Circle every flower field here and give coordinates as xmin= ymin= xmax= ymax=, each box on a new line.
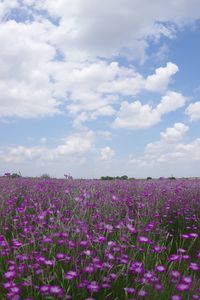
xmin=0 ymin=177 xmax=200 ymax=300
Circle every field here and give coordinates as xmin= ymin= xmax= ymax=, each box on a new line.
xmin=0 ymin=177 xmax=200 ymax=300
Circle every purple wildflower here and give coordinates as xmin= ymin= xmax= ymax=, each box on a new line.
xmin=155 ymin=265 xmax=166 ymax=272
xmin=65 ymin=270 xmax=78 ymax=280
xmin=171 ymin=295 xmax=182 ymax=300
xmin=4 ymin=271 xmax=16 ymax=280
xmin=189 ymin=262 xmax=199 ymax=271
xmin=176 ymin=283 xmax=190 ymax=292
xmin=124 ymin=287 xmax=135 ymax=294
xmin=138 ymin=236 xmax=149 ymax=243
xmin=87 ymin=281 xmax=100 ymax=293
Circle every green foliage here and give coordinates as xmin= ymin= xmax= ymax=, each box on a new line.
xmin=40 ymin=174 xmax=51 ymax=179
xmin=11 ymin=173 xmax=22 ymax=178
xmin=121 ymin=175 xmax=128 ymax=180
xmin=168 ymin=176 xmax=176 ymax=180
xmin=100 ymin=176 xmax=115 ymax=180
xmin=147 ymin=176 xmax=152 ymax=180
xmin=100 ymin=175 xmax=129 ymax=180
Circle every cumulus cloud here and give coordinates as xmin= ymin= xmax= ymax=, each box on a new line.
xmin=144 ymin=123 xmax=200 ymax=163
xmin=0 ymin=0 xmax=18 ymax=20
xmin=100 ymin=146 xmax=115 ymax=161
xmin=145 ymin=62 xmax=179 ymax=92
xmin=113 ymin=91 xmax=186 ymax=129
xmin=0 ymin=20 xmax=60 ymax=118
xmin=0 ymin=130 xmax=94 ymax=163
xmin=0 ymin=0 xmax=195 ymax=124
xmin=35 ymin=0 xmax=200 ymax=61
xmin=128 ymin=123 xmax=200 ymax=176
xmin=160 ymin=123 xmax=189 ymax=142
xmin=185 ymin=101 xmax=200 ymax=121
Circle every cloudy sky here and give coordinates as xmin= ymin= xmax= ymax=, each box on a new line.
xmin=0 ymin=0 xmax=200 ymax=178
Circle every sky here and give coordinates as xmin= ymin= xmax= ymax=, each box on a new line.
xmin=0 ymin=0 xmax=200 ymax=179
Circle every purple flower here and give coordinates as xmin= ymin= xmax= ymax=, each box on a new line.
xmin=124 ymin=287 xmax=135 ymax=294
xmin=44 ymin=259 xmax=54 ymax=266
xmin=87 ymin=281 xmax=100 ymax=293
xmin=155 ymin=265 xmax=165 ymax=272
xmin=192 ymin=295 xmax=199 ymax=299
xmin=176 ymin=283 xmax=190 ymax=292
xmin=138 ymin=236 xmax=149 ymax=243
xmin=189 ymin=262 xmax=199 ymax=271
xmin=154 ymin=284 xmax=163 ymax=291
xmin=168 ymin=254 xmax=180 ymax=262
xmin=6 ymin=294 xmax=20 ymax=300
xmin=138 ymin=289 xmax=147 ymax=297
xmin=188 ymin=233 xmax=198 ymax=238
xmin=10 ymin=286 xmax=20 ymax=294
xmin=84 ymin=265 xmax=95 ymax=274
xmin=171 ymin=295 xmax=182 ymax=300
xmin=65 ymin=270 xmax=78 ymax=280
xmin=40 ymin=285 xmax=50 ymax=294
xmin=49 ymin=285 xmax=63 ymax=295
xmin=182 ymin=276 xmax=192 ymax=284
xmin=127 ymin=224 xmax=137 ymax=234
xmin=56 ymin=253 xmax=65 ymax=260
xmin=170 ymin=270 xmax=181 ymax=278
xmin=102 ymin=283 xmax=111 ymax=289
xmin=4 ymin=271 xmax=16 ymax=280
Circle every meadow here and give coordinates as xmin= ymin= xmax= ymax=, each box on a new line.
xmin=0 ymin=177 xmax=199 ymax=300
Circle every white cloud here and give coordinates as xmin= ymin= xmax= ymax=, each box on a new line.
xmin=0 ymin=130 xmax=94 ymax=163
xmin=160 ymin=122 xmax=189 ymax=142
xmin=0 ymin=2 xmax=184 ymax=124
xmin=127 ymin=123 xmax=200 ymax=178
xmin=100 ymin=146 xmax=115 ymax=161
xmin=0 ymin=1 xmax=197 ymax=130
xmin=53 ymin=130 xmax=94 ymax=157
xmin=0 ymin=20 xmax=60 ymax=118
xmin=185 ymin=101 xmax=200 ymax=121
xmin=145 ymin=62 xmax=179 ymax=92
xmin=113 ymin=101 xmax=160 ymax=130
xmin=144 ymin=123 xmax=200 ymax=163
xmin=156 ymin=91 xmax=186 ymax=114
xmin=37 ymin=0 xmax=200 ymax=61
xmin=0 ymin=0 xmax=19 ymax=20
xmin=113 ymin=91 xmax=186 ymax=129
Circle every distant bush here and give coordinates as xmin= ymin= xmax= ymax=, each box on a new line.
xmin=147 ymin=176 xmax=152 ymax=180
xmin=121 ymin=175 xmax=128 ymax=180
xmin=168 ymin=176 xmax=176 ymax=180
xmin=101 ymin=175 xmax=129 ymax=180
xmin=40 ymin=174 xmax=51 ymax=179
xmin=11 ymin=173 xmax=22 ymax=178
xmin=100 ymin=176 xmax=115 ymax=180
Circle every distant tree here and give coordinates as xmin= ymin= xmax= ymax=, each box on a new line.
xmin=11 ymin=173 xmax=22 ymax=178
xmin=147 ymin=176 xmax=152 ymax=180
xmin=121 ymin=175 xmax=128 ymax=180
xmin=168 ymin=176 xmax=176 ymax=180
xmin=41 ymin=174 xmax=51 ymax=179
xmin=100 ymin=176 xmax=114 ymax=180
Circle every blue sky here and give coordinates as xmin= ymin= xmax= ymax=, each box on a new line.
xmin=0 ymin=0 xmax=200 ymax=178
